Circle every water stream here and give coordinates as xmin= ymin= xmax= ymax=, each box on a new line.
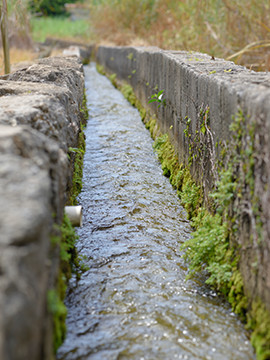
xmin=57 ymin=63 xmax=255 ymax=360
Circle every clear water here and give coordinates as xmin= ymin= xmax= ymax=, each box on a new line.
xmin=57 ymin=63 xmax=255 ymax=360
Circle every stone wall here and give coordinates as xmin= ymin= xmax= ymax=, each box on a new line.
xmin=96 ymin=46 xmax=270 ymax=315
xmin=0 ymin=56 xmax=85 ymax=360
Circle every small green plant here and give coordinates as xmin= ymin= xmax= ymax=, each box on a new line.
xmin=183 ymin=117 xmax=191 ymax=137
xmin=68 ymin=147 xmax=84 ymax=154
xmin=148 ymin=89 xmax=166 ymax=108
xmin=127 ymin=52 xmax=134 ymax=60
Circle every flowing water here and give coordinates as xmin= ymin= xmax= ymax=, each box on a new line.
xmin=57 ymin=63 xmax=255 ymax=360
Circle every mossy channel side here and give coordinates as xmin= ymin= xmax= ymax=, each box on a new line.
xmin=97 ymin=64 xmax=270 ymax=360
xmin=48 ymin=91 xmax=89 ymax=354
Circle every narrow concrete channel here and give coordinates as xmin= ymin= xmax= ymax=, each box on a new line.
xmin=57 ymin=63 xmax=255 ymax=360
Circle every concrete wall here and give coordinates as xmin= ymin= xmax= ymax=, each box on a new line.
xmin=96 ymin=46 xmax=270 ymax=314
xmin=0 ymin=56 xmax=85 ymax=360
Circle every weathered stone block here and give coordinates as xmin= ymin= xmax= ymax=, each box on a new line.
xmin=0 ymin=56 xmax=85 ymax=360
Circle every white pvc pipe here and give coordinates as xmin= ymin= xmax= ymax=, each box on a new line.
xmin=65 ymin=206 xmax=83 ymax=227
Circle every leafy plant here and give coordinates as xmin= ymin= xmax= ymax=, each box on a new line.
xmin=148 ymin=89 xmax=166 ymax=108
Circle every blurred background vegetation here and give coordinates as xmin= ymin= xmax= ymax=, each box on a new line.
xmin=0 ymin=0 xmax=270 ymax=73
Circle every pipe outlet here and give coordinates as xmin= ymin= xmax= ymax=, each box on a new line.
xmin=65 ymin=206 xmax=83 ymax=227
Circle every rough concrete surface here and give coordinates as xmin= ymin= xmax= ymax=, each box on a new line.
xmin=0 ymin=57 xmax=85 ymax=360
xmin=0 ymin=94 xmax=77 ymax=151
xmin=97 ymin=46 xmax=270 ymax=314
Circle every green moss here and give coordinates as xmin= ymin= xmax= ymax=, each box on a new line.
xmin=228 ymin=270 xmax=248 ymax=320
xmin=80 ymin=90 xmax=89 ymax=125
xmin=96 ymin=63 xmax=106 ymax=75
xmin=109 ymin=73 xmax=117 ymax=87
xmin=153 ymin=134 xmax=178 ymax=177
xmin=182 ymin=210 xmax=231 ymax=288
xmin=127 ymin=52 xmax=134 ymax=60
xmin=68 ymin=92 xmax=88 ymax=205
xmin=68 ymin=125 xmax=85 ymax=206
xmin=47 ymin=288 xmax=67 ymax=352
xmin=145 ymin=116 xmax=159 ymax=138
xmin=180 ymin=177 xmax=202 ymax=219
xmin=49 ymin=214 xmax=88 ymax=352
xmin=153 ymin=133 xmax=202 ymax=219
xmin=57 ymin=213 xmax=86 ymax=281
xmin=121 ymin=83 xmax=137 ymax=107
xmin=247 ymin=301 xmax=270 ymax=360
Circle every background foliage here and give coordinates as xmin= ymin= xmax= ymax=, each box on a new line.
xmin=29 ymin=0 xmax=80 ymax=16
xmin=1 ymin=1 xmax=270 ymax=74
xmin=87 ymin=0 xmax=270 ymax=71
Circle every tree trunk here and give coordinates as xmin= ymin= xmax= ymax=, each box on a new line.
xmin=0 ymin=0 xmax=10 ymax=74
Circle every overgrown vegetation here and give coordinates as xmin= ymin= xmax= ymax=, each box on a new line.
xmin=88 ymin=0 xmax=270 ymax=71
